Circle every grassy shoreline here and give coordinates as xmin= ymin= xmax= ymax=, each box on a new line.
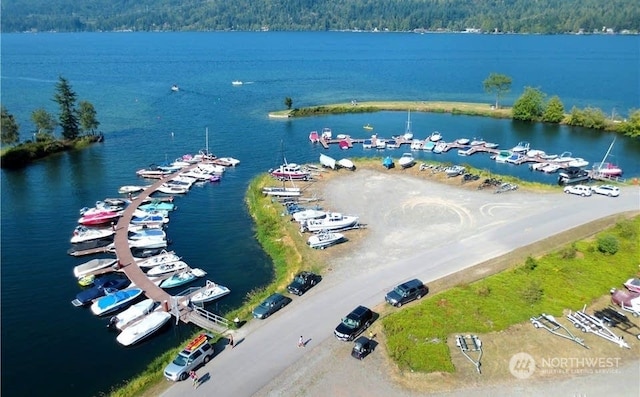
xmin=119 ymin=165 xmax=635 ymax=397
xmin=268 ymin=100 xmax=512 ymax=119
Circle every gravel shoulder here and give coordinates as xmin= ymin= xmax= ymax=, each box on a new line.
xmin=254 ymin=165 xmax=640 ymax=397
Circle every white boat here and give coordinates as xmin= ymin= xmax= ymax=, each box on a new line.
xmin=216 ymin=157 xmax=240 ymax=167
xmin=403 ymin=110 xmax=414 ymax=140
xmin=319 ymin=153 xmax=337 ymax=169
xmin=155 ymin=184 xmax=189 ymax=194
xmin=190 ymin=280 xmax=231 ymax=304
xmin=432 ymin=141 xmax=446 ymax=153
xmin=136 ymin=250 xmax=181 ymax=268
xmin=505 ymin=152 xmax=525 ymax=164
xmin=470 ymin=138 xmax=485 ymax=146
xmin=160 ymin=268 xmax=207 ymax=289
xmin=118 ymin=185 xmax=146 ymax=194
xmin=262 ymin=186 xmax=301 ymax=197
xmin=70 ymin=225 xmax=115 ymax=244
xmin=126 ymin=236 xmax=167 ymax=250
xmin=171 ymin=85 xmax=179 ymax=92
xmin=109 ymin=298 xmax=156 ymax=331
xmin=484 ymin=142 xmax=499 ymax=149
xmin=301 ymin=212 xmax=359 ymax=232
xmin=493 ymin=150 xmax=512 ymax=163
xmin=529 ymin=162 xmax=548 ymax=171
xmin=398 ymin=153 xmax=415 ymax=168
xmin=116 ymin=311 xmax=172 ymax=346
xmin=321 ymin=127 xmax=332 ymax=140
xmin=292 ymin=209 xmax=328 ymax=223
xmin=526 ymin=149 xmax=546 ymax=158
xmin=198 ymin=163 xmax=226 ymax=174
xmin=231 ymin=80 xmax=243 ymax=86
xmin=511 ymin=141 xmax=530 ymax=153
xmin=456 ymin=138 xmax=470 ymax=145
xmin=457 ymin=147 xmax=475 ymax=156
xmin=362 ymin=139 xmax=373 ymax=149
xmin=147 ymin=260 xmax=189 ymax=277
xmin=130 ymin=214 xmax=169 ymax=226
xmin=429 ymin=131 xmax=442 ymax=142
xmin=410 ymin=139 xmax=423 ymax=150
xmin=307 ymin=231 xmax=345 ymax=249
xmin=337 ymin=158 xmax=355 ymax=170
xmin=73 ymin=258 xmax=117 ymax=278
xmin=541 ymin=163 xmax=563 ymax=173
xmin=91 ymin=288 xmax=144 ymax=316
xmin=445 ymin=165 xmax=465 ymax=177
xmin=375 ymin=139 xmax=387 ymax=149
xmin=568 ymin=158 xmax=589 ymax=168
xmin=551 ymin=151 xmax=576 ymax=164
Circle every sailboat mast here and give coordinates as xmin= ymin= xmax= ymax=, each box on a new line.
xmin=205 ymin=127 xmax=209 ymax=155
xmin=406 ymin=109 xmax=412 ymax=134
xmin=597 ymin=138 xmax=616 ymax=171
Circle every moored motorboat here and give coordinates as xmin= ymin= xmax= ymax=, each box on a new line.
xmin=568 ymin=157 xmax=589 ymax=168
xmin=138 ymin=200 xmax=176 ymax=212
xmin=215 ymin=157 xmax=240 ymax=167
xmin=109 ymin=298 xmax=156 ymax=330
xmin=116 ymin=311 xmax=172 ymax=346
xmin=470 ymin=138 xmax=485 ymax=146
xmin=118 ymin=185 xmax=146 ymax=195
xmin=511 ymin=141 xmax=530 ymax=153
xmin=136 ymin=250 xmax=180 ymax=268
xmin=130 ymin=214 xmax=169 ymax=227
xmin=78 ymin=210 xmax=121 ymax=226
xmin=410 ymin=139 xmax=423 ymax=150
xmin=70 ymin=225 xmax=115 ymax=244
xmin=321 ymin=127 xmax=332 ymax=140
xmin=493 ymin=150 xmax=512 ymax=163
xmin=592 ymin=162 xmax=623 ymax=177
xmin=429 ymin=131 xmax=442 ymax=142
xmin=190 ymin=280 xmax=231 ymax=304
xmin=307 ymin=230 xmax=346 ymax=249
xmin=484 ymin=142 xmax=499 ymax=149
xmin=338 ymin=139 xmax=350 ymax=150
xmin=456 ymin=138 xmax=470 ymax=145
xmin=398 ymin=153 xmax=415 ymax=168
xmin=90 ymin=288 xmax=144 ymax=316
xmin=72 ymin=275 xmax=131 ymax=307
xmin=422 ymin=141 xmax=435 ymax=151
xmin=73 ymin=258 xmax=118 ymax=278
xmin=301 ymin=212 xmax=359 ymax=232
xmin=160 ymin=268 xmax=207 ymax=289
xmin=432 ymin=141 xmax=447 ymax=153
xmin=362 ymin=139 xmax=373 ymax=149
xmin=146 ymin=260 xmax=189 ymax=277
xmin=309 ymin=130 xmax=319 ymax=143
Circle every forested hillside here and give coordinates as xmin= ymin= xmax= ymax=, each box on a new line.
xmin=2 ymin=0 xmax=638 ymax=34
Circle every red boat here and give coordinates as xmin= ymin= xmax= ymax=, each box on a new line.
xmin=78 ymin=210 xmax=121 ymax=226
xmin=269 ymin=162 xmax=311 ymax=181
xmin=309 ymin=130 xmax=319 ymax=143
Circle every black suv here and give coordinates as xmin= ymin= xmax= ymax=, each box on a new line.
xmin=286 ymin=271 xmax=321 ymax=296
xmin=334 ymin=305 xmax=374 ymax=341
xmin=385 ymin=279 xmax=429 ymax=307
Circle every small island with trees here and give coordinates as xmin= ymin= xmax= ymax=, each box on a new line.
xmin=1 ymin=76 xmax=103 ymax=169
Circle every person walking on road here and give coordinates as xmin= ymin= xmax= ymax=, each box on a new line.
xmin=228 ymin=333 xmax=234 ymax=349
xmin=298 ymin=335 xmax=305 ymax=348
xmin=190 ymin=370 xmax=199 ymax=388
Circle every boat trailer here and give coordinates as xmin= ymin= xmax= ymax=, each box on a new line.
xmin=455 ymin=335 xmax=483 ymax=373
xmin=593 ymin=306 xmax=640 ymax=340
xmin=566 ymin=305 xmax=630 ymax=349
xmin=530 ymin=313 xmax=588 ymax=349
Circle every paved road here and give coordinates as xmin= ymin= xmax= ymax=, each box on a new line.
xmin=161 ymin=172 xmax=639 ymax=397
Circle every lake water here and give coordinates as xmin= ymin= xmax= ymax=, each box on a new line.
xmin=1 ymin=32 xmax=639 ymax=396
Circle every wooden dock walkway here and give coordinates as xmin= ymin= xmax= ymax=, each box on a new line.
xmin=110 ymin=164 xmax=229 ymax=334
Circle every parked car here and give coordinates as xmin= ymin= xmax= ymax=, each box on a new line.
xmin=624 ymin=278 xmax=640 ymax=294
xmin=563 ymin=184 xmax=592 ymax=197
xmin=385 ymin=279 xmax=429 ymax=307
xmin=164 ymin=333 xmax=214 ymax=381
xmin=286 ymin=271 xmax=321 ymax=296
xmin=590 ymin=184 xmax=620 ymax=197
xmin=252 ymin=292 xmax=292 ymax=319
xmin=334 ymin=305 xmax=374 ymax=341
xmin=351 ymin=336 xmax=373 ymax=360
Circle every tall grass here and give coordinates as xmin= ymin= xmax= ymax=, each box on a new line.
xmin=382 ymin=217 xmax=639 ymax=373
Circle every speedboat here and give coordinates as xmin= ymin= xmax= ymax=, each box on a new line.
xmin=214 ymin=157 xmax=240 ymax=167
xmin=146 ymin=260 xmax=189 ymax=277
xmin=432 ymin=141 xmax=447 ymax=153
xmin=269 ymin=162 xmax=311 ymax=181
xmin=116 ymin=311 xmax=172 ymax=346
xmin=80 ymin=200 xmax=127 ymax=216
xmin=505 ymin=153 xmax=525 ymax=164
xmin=71 ymin=275 xmax=131 ymax=307
xmin=138 ymin=200 xmax=176 ymax=212
xmin=130 ymin=214 xmax=169 ymax=227
xmin=231 ymin=80 xmax=243 ymax=86
xmin=337 ymin=158 xmax=355 ymax=170
xmin=363 ymin=124 xmax=374 ymax=131
xmin=171 ymin=85 xmax=179 ymax=92
xmin=456 ymin=138 xmax=470 ymax=145
xmin=309 ymin=130 xmax=319 ymax=143
xmin=511 ymin=141 xmax=530 ymax=153
xmin=118 ymin=185 xmax=146 ymax=195
xmin=429 ymin=131 xmax=442 ymax=142
xmin=128 ymin=228 xmax=166 ymax=241
xmin=422 ymin=141 xmax=435 ymax=151
xmin=592 ymin=162 xmax=623 ymax=177
xmin=493 ymin=150 xmax=512 ymax=163
xmin=568 ymin=158 xmax=589 ymax=168
xmin=90 ymin=288 xmax=144 ymax=316
xmin=109 ymin=298 xmax=156 ymax=331
xmin=156 ymin=184 xmax=189 ymax=195
xmin=410 ymin=139 xmax=423 ymax=150
xmin=73 ymin=258 xmax=118 ymax=278
xmin=70 ymin=225 xmax=115 ymax=244
xmin=339 ymin=140 xmax=350 ymax=150
xmin=136 ymin=250 xmax=180 ymax=268
xmin=301 ymin=213 xmax=359 ymax=232
xmin=398 ymin=153 xmax=415 ymax=168
xmin=78 ymin=210 xmax=121 ymax=226
xmin=484 ymin=142 xmax=499 ymax=149
xmin=190 ymin=280 xmax=231 ymax=304
xmin=307 ymin=231 xmax=346 ymax=249
xmin=470 ymin=138 xmax=485 ymax=146
xmin=160 ymin=268 xmax=207 ymax=289
xmin=126 ymin=236 xmax=167 ymax=250
xmin=321 ymin=127 xmax=332 ymax=140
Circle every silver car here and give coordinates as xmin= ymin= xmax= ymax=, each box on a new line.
xmin=164 ymin=334 xmax=214 ymax=381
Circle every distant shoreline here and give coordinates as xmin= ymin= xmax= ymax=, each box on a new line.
xmin=268 ymin=100 xmax=512 ymax=119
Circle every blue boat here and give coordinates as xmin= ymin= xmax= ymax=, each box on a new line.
xmin=90 ymin=288 xmax=144 ymax=316
xmin=383 ymin=156 xmax=394 ymax=169
xmin=71 ymin=276 xmax=131 ymax=307
xmin=139 ymin=201 xmax=175 ymax=212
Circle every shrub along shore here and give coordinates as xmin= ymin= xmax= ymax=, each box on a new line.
xmin=115 ymin=165 xmax=637 ymax=397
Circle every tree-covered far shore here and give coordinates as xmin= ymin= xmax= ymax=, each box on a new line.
xmin=2 ymin=0 xmax=638 ymax=34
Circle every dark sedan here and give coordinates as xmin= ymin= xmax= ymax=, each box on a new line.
xmin=252 ymin=293 xmax=292 ymax=319
xmin=286 ymin=271 xmax=321 ymax=296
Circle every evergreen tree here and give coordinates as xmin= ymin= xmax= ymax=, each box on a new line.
xmin=53 ymin=76 xmax=80 ymax=140
xmin=512 ymin=87 xmax=545 ymax=121
xmin=1 ymin=106 xmax=20 ymax=145
xmin=78 ymin=101 xmax=100 ymax=135
xmin=542 ymin=96 xmax=565 ymax=123
xmin=482 ymin=73 xmax=512 ymax=109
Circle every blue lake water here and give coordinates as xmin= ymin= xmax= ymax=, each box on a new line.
xmin=1 ymin=32 xmax=639 ymax=396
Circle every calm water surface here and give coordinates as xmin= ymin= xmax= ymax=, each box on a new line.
xmin=1 ymin=32 xmax=639 ymax=396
